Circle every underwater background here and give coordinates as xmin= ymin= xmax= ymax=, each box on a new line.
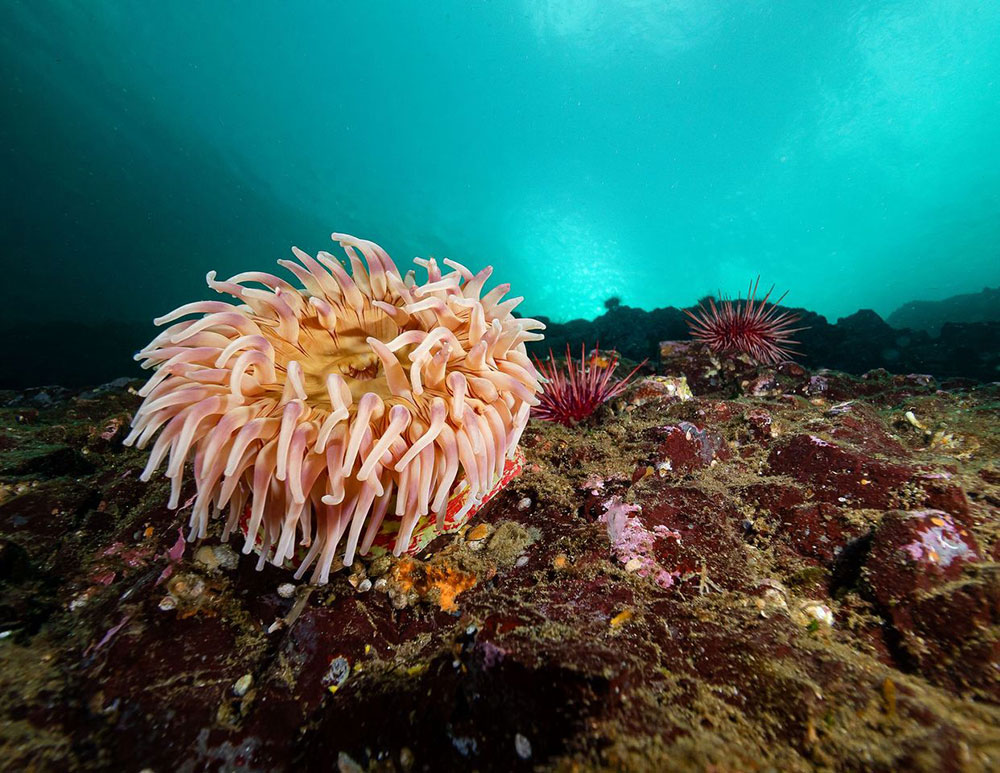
xmin=2 ymin=0 xmax=999 ymax=387
xmin=5 ymin=6 xmax=1000 ymax=770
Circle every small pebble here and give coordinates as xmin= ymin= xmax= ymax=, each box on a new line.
xmin=356 ymin=579 xmax=372 ymax=593
xmin=624 ymin=557 xmax=644 ymax=572
xmin=213 ymin=544 xmax=239 ymax=570
xmin=348 ymin=572 xmax=366 ymax=588
xmin=515 ymin=733 xmax=532 ymax=759
xmin=797 ymin=601 xmax=834 ymax=628
xmin=325 ymin=657 xmax=351 ymax=689
xmin=756 ymin=587 xmax=788 ymax=618
xmin=277 ymin=583 xmax=296 ymax=599
xmin=516 ymin=497 xmax=532 ymax=511
xmin=373 ymin=577 xmax=388 ymax=592
xmin=337 ymin=751 xmax=364 ymax=773
xmin=158 ymin=595 xmax=176 ymax=611
xmin=233 ymin=673 xmax=253 ymax=697
xmin=515 ymin=555 xmax=529 ymax=568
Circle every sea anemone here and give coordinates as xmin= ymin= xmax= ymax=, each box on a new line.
xmin=531 ymin=345 xmax=645 ymax=426
xmin=684 ymin=277 xmax=803 ymax=365
xmin=125 ymin=233 xmax=545 ymax=584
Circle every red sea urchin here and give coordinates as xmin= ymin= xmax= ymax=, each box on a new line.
xmin=531 ymin=345 xmax=645 ymax=426
xmin=684 ymin=277 xmax=804 ymax=365
xmin=126 ymin=233 xmax=545 ymax=584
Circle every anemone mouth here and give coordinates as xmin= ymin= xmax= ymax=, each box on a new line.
xmin=283 ymin=309 xmax=402 ymax=405
xmin=127 ymin=233 xmax=545 ymax=584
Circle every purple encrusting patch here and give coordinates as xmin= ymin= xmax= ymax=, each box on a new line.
xmin=477 ymin=640 xmax=506 ymax=668
xmin=599 ymin=496 xmax=681 ymax=589
xmin=901 ymin=510 xmax=978 ymax=567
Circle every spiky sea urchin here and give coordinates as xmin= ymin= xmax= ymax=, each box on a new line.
xmin=531 ymin=345 xmax=645 ymax=426
xmin=126 ymin=233 xmax=545 ymax=584
xmin=684 ymin=277 xmax=803 ymax=365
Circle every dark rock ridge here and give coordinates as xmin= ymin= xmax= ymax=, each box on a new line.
xmin=526 ymin=304 xmax=1000 ymax=382
xmin=887 ymin=286 xmax=1000 ymax=336
xmin=4 ymin=286 xmax=1000 ymax=391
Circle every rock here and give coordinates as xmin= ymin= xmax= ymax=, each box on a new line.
xmin=657 ymin=340 xmax=758 ymax=396
xmin=625 ymin=375 xmax=693 ymax=407
xmin=0 ymin=444 xmax=94 ymax=478
xmin=768 ymin=434 xmax=967 ymax=515
xmin=777 ymin=503 xmax=863 ymax=565
xmin=0 ymin=480 xmax=97 ymax=560
xmin=744 ymin=408 xmax=774 ymax=443
xmin=644 ymin=421 xmax=731 ymax=475
xmin=864 ymin=509 xmax=999 ymax=700
xmin=888 ymin=286 xmax=1000 ymax=336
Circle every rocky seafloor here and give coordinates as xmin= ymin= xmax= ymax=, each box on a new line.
xmin=1 ymin=343 xmax=999 ymax=772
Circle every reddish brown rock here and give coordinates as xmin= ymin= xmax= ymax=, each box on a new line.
xmin=768 ymin=434 xmax=968 ymax=516
xmin=778 ymin=503 xmax=863 ymax=565
xmin=864 ymin=509 xmax=999 ymax=699
xmin=643 ymin=421 xmax=731 ymax=475
xmin=866 ymin=510 xmax=980 ymax=604
xmin=657 ymin=339 xmax=758 ymax=396
xmin=636 ymin=482 xmax=751 ymax=592
xmin=823 ymin=400 xmax=911 ymax=458
xmin=624 ymin=375 xmax=693 ymax=408
xmin=744 ymin=407 xmax=775 ymax=443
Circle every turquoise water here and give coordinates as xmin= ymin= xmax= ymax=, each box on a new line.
xmin=3 ymin=1 xmax=999 ymax=331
